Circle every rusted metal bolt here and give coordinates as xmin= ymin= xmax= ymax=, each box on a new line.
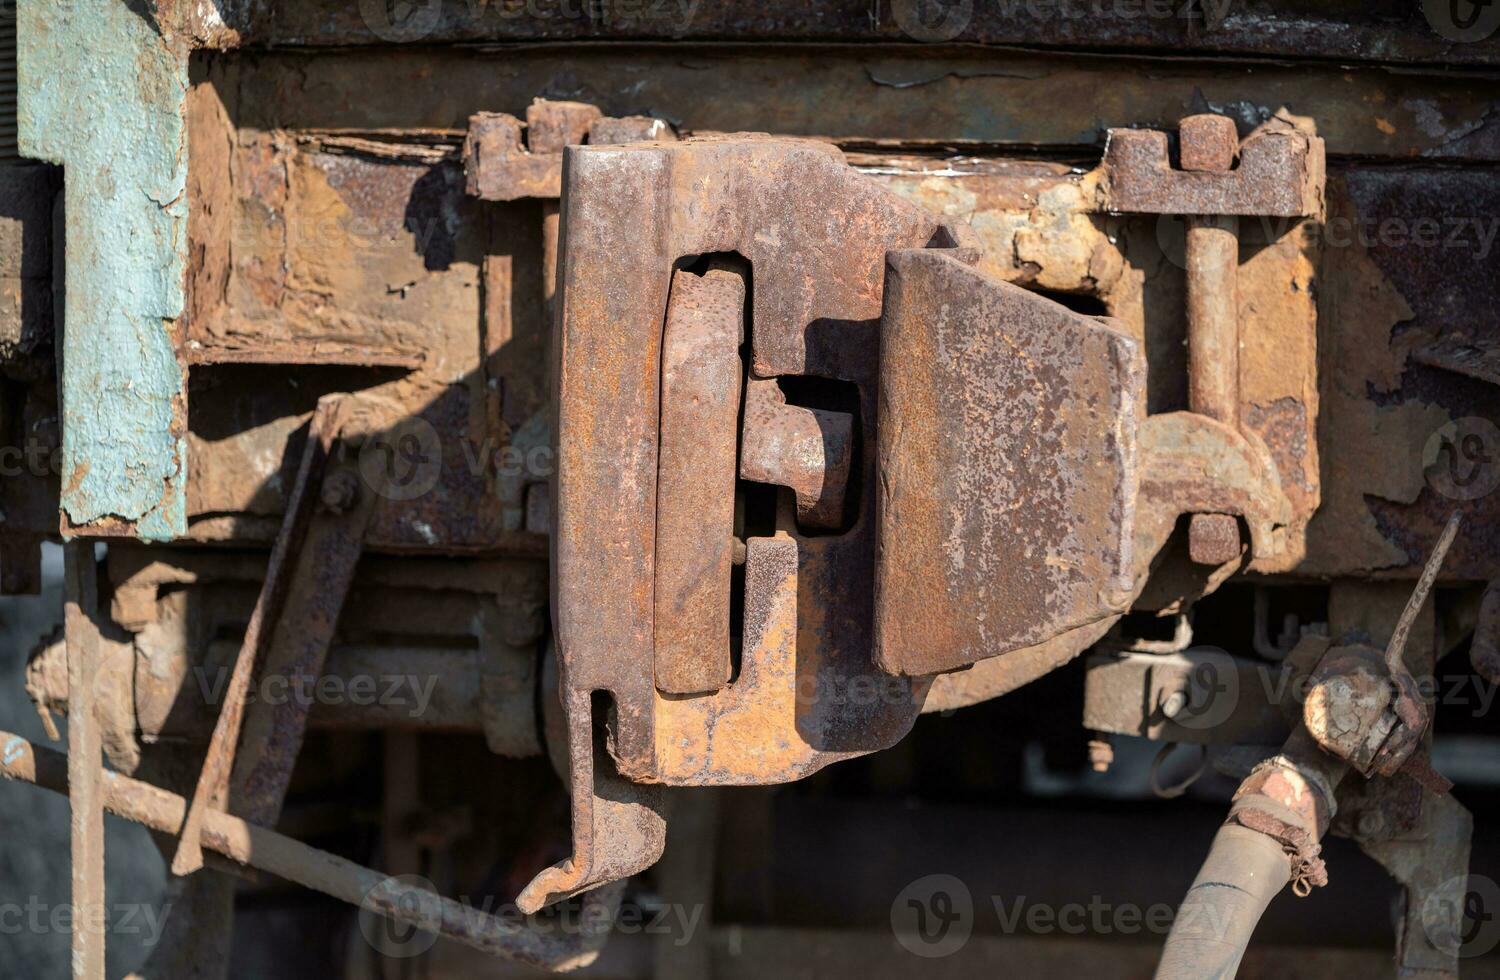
xmin=1161 ymin=690 xmax=1189 ymax=720
xmin=1088 ymin=736 xmax=1115 ymax=773
xmin=1178 ymin=114 xmax=1239 ymax=173
xmin=1357 ymin=809 xmax=1385 ymax=837
xmin=1190 ymin=513 xmax=1243 ymax=565
xmin=320 ymin=471 xmax=361 ymax=514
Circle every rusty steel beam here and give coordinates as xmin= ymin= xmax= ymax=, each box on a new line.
xmin=172 ymin=1 xmax=1500 ymax=69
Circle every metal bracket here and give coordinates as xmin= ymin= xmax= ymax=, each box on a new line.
xmin=1097 ymin=113 xmax=1324 ymax=575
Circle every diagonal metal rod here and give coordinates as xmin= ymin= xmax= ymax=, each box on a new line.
xmin=0 ymin=731 xmax=619 ymax=971
xmin=172 ymin=399 xmax=345 ymax=876
xmin=1384 ymin=511 xmax=1462 ymax=675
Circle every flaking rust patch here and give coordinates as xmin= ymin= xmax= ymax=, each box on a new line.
xmin=1306 ymin=176 xmax=1449 ymax=573
xmin=1013 ymin=177 xmax=1120 ymax=295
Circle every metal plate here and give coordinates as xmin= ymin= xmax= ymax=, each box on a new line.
xmin=875 ymin=250 xmax=1144 ymax=677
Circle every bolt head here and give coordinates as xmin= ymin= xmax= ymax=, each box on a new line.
xmin=320 ymin=471 xmax=361 ymax=514
xmin=1190 ymin=513 xmax=1243 ymax=566
xmin=1179 ymin=114 xmax=1238 ymax=173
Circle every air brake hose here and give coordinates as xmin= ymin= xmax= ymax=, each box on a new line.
xmin=1154 ymin=730 xmax=1346 ymax=979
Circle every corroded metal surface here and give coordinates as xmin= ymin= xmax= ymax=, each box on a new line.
xmin=1178 ymin=114 xmax=1238 ymax=173
xmin=517 ymin=657 xmax=665 ymax=914
xmin=1180 ymin=115 xmax=1248 ymax=566
xmin=1184 ymin=213 xmax=1240 ymax=427
xmin=164 ymin=0 xmax=1500 ymax=69
xmin=1101 ymin=114 xmax=1322 ymax=580
xmin=654 ymin=267 xmax=745 ymax=695
xmin=1354 ymin=790 xmax=1474 ymax=976
xmin=1303 ymin=646 xmax=1400 ymax=776
xmin=229 ymin=457 xmax=377 ymax=826
xmin=1307 ymin=515 xmax=1462 ymax=791
xmin=7 ymin=6 xmax=1499 ymax=977
xmin=1136 ymin=411 xmax=1293 ymax=563
xmin=875 ymin=250 xmax=1142 ymax=676
xmin=1188 ymin=513 xmax=1244 ymax=566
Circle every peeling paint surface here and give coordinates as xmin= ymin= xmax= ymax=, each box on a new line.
xmin=18 ymin=0 xmax=189 ymax=539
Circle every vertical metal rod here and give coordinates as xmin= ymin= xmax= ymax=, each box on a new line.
xmin=1180 ymin=114 xmax=1246 ymax=566
xmin=63 ymin=540 xmax=105 ymax=980
xmin=1185 ymin=214 xmax=1241 ymax=427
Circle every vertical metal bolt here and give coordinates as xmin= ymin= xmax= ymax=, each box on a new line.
xmin=1161 ymin=690 xmax=1189 ymax=720
xmin=1180 ymin=113 xmax=1247 ymax=566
